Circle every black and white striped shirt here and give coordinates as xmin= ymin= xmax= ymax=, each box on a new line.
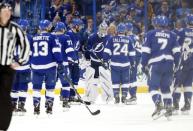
xmin=0 ymin=21 xmax=30 ymax=66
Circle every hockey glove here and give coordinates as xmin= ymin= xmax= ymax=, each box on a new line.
xmin=103 ymin=62 xmax=109 ymax=70
xmin=142 ymin=66 xmax=149 ymax=77
xmin=57 ymin=63 xmax=65 ymax=75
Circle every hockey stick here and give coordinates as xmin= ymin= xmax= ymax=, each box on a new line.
xmin=171 ymin=50 xmax=184 ymax=94
xmin=90 ymin=49 xmax=111 ymax=71
xmin=62 ymin=73 xmax=100 ymax=115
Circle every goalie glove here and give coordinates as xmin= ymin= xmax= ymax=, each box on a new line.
xmin=103 ymin=62 xmax=110 ymax=70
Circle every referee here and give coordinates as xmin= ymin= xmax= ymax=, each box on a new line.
xmin=0 ymin=3 xmax=30 ymax=131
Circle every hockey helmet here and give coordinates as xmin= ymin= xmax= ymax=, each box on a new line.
xmin=117 ymin=23 xmax=127 ymax=34
xmin=39 ymin=19 xmax=51 ymax=31
xmin=186 ymin=14 xmax=193 ymax=25
xmin=18 ymin=19 xmax=29 ymax=31
xmin=54 ymin=22 xmax=66 ymax=32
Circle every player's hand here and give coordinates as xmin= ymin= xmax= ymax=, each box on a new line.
xmin=10 ymin=62 xmax=20 ymax=70
xmin=142 ymin=66 xmax=149 ymax=77
xmin=57 ymin=63 xmax=65 ymax=74
xmin=103 ymin=62 xmax=109 ymax=70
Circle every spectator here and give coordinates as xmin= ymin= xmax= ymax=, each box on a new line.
xmin=65 ymin=13 xmax=73 ymax=29
xmin=96 ymin=11 xmax=103 ymax=26
xmin=156 ymin=1 xmax=173 ymax=19
xmin=107 ymin=23 xmax=116 ymax=36
xmin=47 ymin=0 xmax=66 ymax=22
xmin=176 ymin=0 xmax=191 ymax=19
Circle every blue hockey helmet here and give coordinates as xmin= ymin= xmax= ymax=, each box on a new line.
xmin=18 ymin=19 xmax=29 ymax=31
xmin=117 ymin=23 xmax=127 ymax=34
xmin=186 ymin=14 xmax=193 ymax=25
xmin=72 ymin=18 xmax=82 ymax=27
xmin=156 ymin=15 xmax=169 ymax=27
xmin=125 ymin=22 xmax=133 ymax=32
xmin=54 ymin=22 xmax=66 ymax=32
xmin=39 ymin=19 xmax=51 ymax=31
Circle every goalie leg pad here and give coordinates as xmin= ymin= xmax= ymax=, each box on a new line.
xmin=85 ymin=67 xmax=98 ymax=102
xmin=99 ymin=66 xmax=114 ymax=102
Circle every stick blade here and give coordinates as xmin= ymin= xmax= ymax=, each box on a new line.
xmin=91 ymin=110 xmax=100 ymax=115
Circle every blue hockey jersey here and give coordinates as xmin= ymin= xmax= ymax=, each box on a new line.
xmin=86 ymin=33 xmax=109 ymax=62
xmin=178 ymin=27 xmax=193 ymax=69
xmin=103 ymin=35 xmax=135 ymax=68
xmin=141 ymin=29 xmax=181 ymax=67
xmin=66 ymin=30 xmax=80 ymax=61
xmin=53 ymin=33 xmax=77 ymax=65
xmin=128 ymin=34 xmax=141 ymax=65
xmin=31 ymin=32 xmax=63 ymax=71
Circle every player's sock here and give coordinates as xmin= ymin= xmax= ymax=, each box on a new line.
xmin=129 ymin=86 xmax=137 ymax=98
xmin=152 ymin=94 xmax=162 ymax=105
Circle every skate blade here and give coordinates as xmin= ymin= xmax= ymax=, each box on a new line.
xmin=152 ymin=110 xmax=166 ymax=120
xmin=34 ymin=112 xmax=40 ymax=118
xmin=125 ymin=101 xmax=137 ymax=105
xmin=172 ymin=110 xmax=179 ymax=115
xmin=13 ymin=111 xmax=18 ymax=116
xmin=46 ymin=113 xmax=53 ymax=117
xmin=181 ymin=110 xmax=190 ymax=115
xmin=69 ymin=102 xmax=81 ymax=105
xmin=34 ymin=114 xmax=40 ymax=118
xmin=18 ymin=111 xmax=26 ymax=116
xmin=63 ymin=108 xmax=70 ymax=112
xmin=165 ymin=116 xmax=172 ymax=121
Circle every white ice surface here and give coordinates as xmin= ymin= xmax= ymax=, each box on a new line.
xmin=8 ymin=93 xmax=193 ymax=131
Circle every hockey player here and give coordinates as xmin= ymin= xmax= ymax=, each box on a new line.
xmin=84 ymin=21 xmax=113 ymax=103
xmin=66 ymin=18 xmax=82 ymax=102
xmin=53 ymin=22 xmax=76 ymax=109
xmin=31 ymin=20 xmax=64 ymax=115
xmin=11 ymin=19 xmax=32 ymax=115
xmin=103 ymin=23 xmax=135 ymax=104
xmin=125 ymin=22 xmax=141 ymax=105
xmin=172 ymin=14 xmax=193 ymax=115
xmin=141 ymin=16 xmax=181 ymax=119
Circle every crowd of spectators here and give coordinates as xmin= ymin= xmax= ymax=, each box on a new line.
xmin=1 ymin=0 xmax=193 ymax=35
xmin=42 ymin=0 xmax=193 ymax=35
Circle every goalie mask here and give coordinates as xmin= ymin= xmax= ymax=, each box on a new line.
xmin=98 ymin=21 xmax=108 ymax=37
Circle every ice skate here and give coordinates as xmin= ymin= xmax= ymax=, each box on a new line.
xmin=70 ymin=96 xmax=91 ymax=105
xmin=46 ymin=102 xmax=53 ymax=115
xmin=62 ymin=98 xmax=70 ymax=111
xmin=17 ymin=102 xmax=26 ymax=116
xmin=181 ymin=103 xmax=191 ymax=115
xmin=114 ymin=96 xmax=120 ymax=104
xmin=152 ymin=102 xmax=164 ymax=120
xmin=34 ymin=104 xmax=40 ymax=115
xmin=125 ymin=96 xmax=137 ymax=105
xmin=172 ymin=102 xmax=179 ymax=115
xmin=12 ymin=102 xmax=18 ymax=116
xmin=69 ymin=96 xmax=81 ymax=105
xmin=121 ymin=95 xmax=126 ymax=104
xmin=164 ymin=106 xmax=173 ymax=121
